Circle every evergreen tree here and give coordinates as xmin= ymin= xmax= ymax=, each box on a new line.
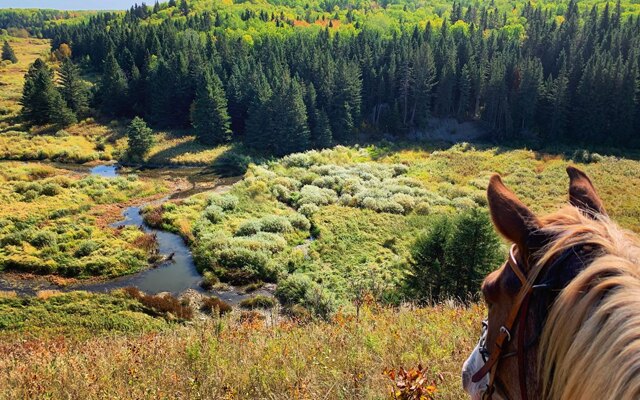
xmin=99 ymin=51 xmax=129 ymax=117
xmin=59 ymin=58 xmax=88 ymax=116
xmin=191 ymin=71 xmax=232 ymax=145
xmin=407 ymin=208 xmax=501 ymax=302
xmin=2 ymin=40 xmax=18 ymax=64
xmin=179 ymin=0 xmax=189 ymax=15
xmin=20 ymin=58 xmax=75 ymax=126
xmin=272 ymin=75 xmax=310 ymax=156
xmin=312 ymin=108 xmax=333 ymax=148
xmin=126 ymin=116 xmax=154 ymax=160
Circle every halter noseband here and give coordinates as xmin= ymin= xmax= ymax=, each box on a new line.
xmin=471 ymin=244 xmax=577 ymax=400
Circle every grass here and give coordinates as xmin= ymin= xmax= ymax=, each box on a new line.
xmin=0 ymin=161 xmax=167 ymax=277
xmin=0 ymin=291 xmax=168 ymax=339
xmin=0 ymin=36 xmax=50 ymax=131
xmin=0 ymin=300 xmax=480 ymax=399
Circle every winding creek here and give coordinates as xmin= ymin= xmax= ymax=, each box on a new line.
xmin=0 ymin=164 xmax=267 ymax=305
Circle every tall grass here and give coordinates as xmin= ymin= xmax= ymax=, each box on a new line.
xmin=0 ymin=302 xmax=480 ymax=400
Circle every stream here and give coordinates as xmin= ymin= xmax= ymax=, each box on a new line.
xmin=0 ymin=164 xmax=266 ymax=304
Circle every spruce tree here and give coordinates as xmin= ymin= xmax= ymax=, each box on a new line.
xmin=59 ymin=58 xmax=88 ymax=116
xmin=99 ymin=51 xmax=129 ymax=117
xmin=273 ymin=77 xmax=310 ymax=155
xmin=191 ymin=72 xmax=232 ymax=145
xmin=179 ymin=0 xmax=189 ymax=15
xmin=312 ymin=109 xmax=333 ymax=148
xmin=2 ymin=40 xmax=18 ymax=64
xmin=127 ymin=116 xmax=154 ymax=160
xmin=20 ymin=58 xmax=75 ymax=126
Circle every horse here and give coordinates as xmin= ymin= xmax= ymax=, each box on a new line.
xmin=461 ymin=166 xmax=640 ymax=400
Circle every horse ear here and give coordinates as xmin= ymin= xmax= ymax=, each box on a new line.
xmin=567 ymin=166 xmax=607 ymax=216
xmin=487 ymin=174 xmax=541 ymax=251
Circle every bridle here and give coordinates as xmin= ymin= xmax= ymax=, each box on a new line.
xmin=471 ymin=243 xmax=580 ymax=400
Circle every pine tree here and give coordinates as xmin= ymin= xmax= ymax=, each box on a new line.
xmin=272 ymin=76 xmax=310 ymax=155
xmin=412 ymin=43 xmax=437 ymax=127
xmin=312 ymin=108 xmax=332 ymax=148
xmin=99 ymin=51 xmax=129 ymax=117
xmin=2 ymin=40 xmax=18 ymax=64
xmin=126 ymin=116 xmax=154 ymax=160
xmin=191 ymin=72 xmax=232 ymax=146
xmin=59 ymin=58 xmax=88 ymax=116
xmin=20 ymin=58 xmax=75 ymax=126
xmin=179 ymin=0 xmax=189 ymax=15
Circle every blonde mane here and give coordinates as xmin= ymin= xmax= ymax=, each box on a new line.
xmin=537 ymin=206 xmax=640 ymax=400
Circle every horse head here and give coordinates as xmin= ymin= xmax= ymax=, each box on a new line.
xmin=463 ymin=166 xmax=640 ymax=399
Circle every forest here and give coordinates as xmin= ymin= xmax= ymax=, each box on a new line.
xmin=5 ymin=0 xmax=640 ymax=156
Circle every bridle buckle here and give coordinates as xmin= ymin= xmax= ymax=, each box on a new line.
xmin=499 ymin=326 xmax=511 ymax=342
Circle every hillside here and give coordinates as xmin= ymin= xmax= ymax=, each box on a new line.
xmin=1 ymin=1 xmax=640 ymax=399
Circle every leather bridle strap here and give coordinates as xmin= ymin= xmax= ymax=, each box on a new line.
xmin=517 ymin=290 xmax=532 ymax=400
xmin=471 ymin=244 xmax=542 ymax=384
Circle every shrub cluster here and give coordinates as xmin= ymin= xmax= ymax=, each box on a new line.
xmin=247 ymin=150 xmax=485 ymax=216
xmin=239 ymin=295 xmax=276 ymax=309
xmin=275 ymin=274 xmax=336 ymax=320
xmin=200 ymin=296 xmax=232 ymax=316
xmin=123 ymin=287 xmax=193 ymax=320
xmin=235 ymin=215 xmax=300 ymax=236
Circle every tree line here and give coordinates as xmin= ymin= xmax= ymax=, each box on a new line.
xmin=20 ymin=0 xmax=640 ymax=154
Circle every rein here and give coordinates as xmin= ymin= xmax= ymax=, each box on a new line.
xmin=471 ymin=244 xmax=577 ymax=400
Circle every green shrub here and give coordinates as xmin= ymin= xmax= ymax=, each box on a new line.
xmin=275 ymin=274 xmax=336 ymax=320
xmin=29 ymin=231 xmax=57 ymax=248
xmin=22 ymin=189 xmax=39 ymax=202
xmin=406 ymin=208 xmax=502 ymax=302
xmin=271 ymin=184 xmax=292 ymax=203
xmin=239 ymin=295 xmax=276 ymax=309
xmin=259 ymin=216 xmax=292 ymax=233
xmin=41 ymin=183 xmax=62 ymax=196
xmin=414 ymin=202 xmax=430 ymax=215
xmin=288 ymin=213 xmax=311 ymax=231
xmin=297 ymin=185 xmax=337 ymax=207
xmin=203 ymin=205 xmax=225 ymax=224
xmin=216 ymin=247 xmax=268 ymax=270
xmin=209 ymin=194 xmax=239 ymax=211
xmin=75 ymin=240 xmax=100 ymax=258
xmin=298 ymin=203 xmax=319 ymax=217
xmin=235 ymin=220 xmax=262 ymax=236
xmin=275 ymin=274 xmax=312 ymax=306
xmin=200 ymin=270 xmax=220 ymax=290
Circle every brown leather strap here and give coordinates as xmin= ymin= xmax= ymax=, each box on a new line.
xmin=517 ymin=292 xmax=532 ymax=400
xmin=472 ymin=245 xmax=542 ymax=384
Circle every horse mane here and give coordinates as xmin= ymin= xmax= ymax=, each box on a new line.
xmin=536 ymin=206 xmax=640 ymax=400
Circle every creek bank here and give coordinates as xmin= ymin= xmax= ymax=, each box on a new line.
xmin=0 ymin=163 xmax=271 ymax=306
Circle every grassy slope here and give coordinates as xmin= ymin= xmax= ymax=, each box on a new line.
xmin=0 ymin=300 xmax=480 ymax=400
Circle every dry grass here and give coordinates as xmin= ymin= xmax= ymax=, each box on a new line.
xmin=0 ymin=37 xmax=50 ymax=128
xmin=35 ymin=290 xmax=63 ymax=300
xmin=0 ymin=303 xmax=480 ymax=400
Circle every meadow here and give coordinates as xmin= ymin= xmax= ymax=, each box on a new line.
xmin=0 ymin=295 xmax=479 ymax=400
xmin=142 ymin=143 xmax=640 ymax=312
xmin=0 ymin=161 xmax=167 ymax=278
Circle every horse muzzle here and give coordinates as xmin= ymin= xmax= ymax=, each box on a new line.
xmin=462 ymin=339 xmax=489 ymax=400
